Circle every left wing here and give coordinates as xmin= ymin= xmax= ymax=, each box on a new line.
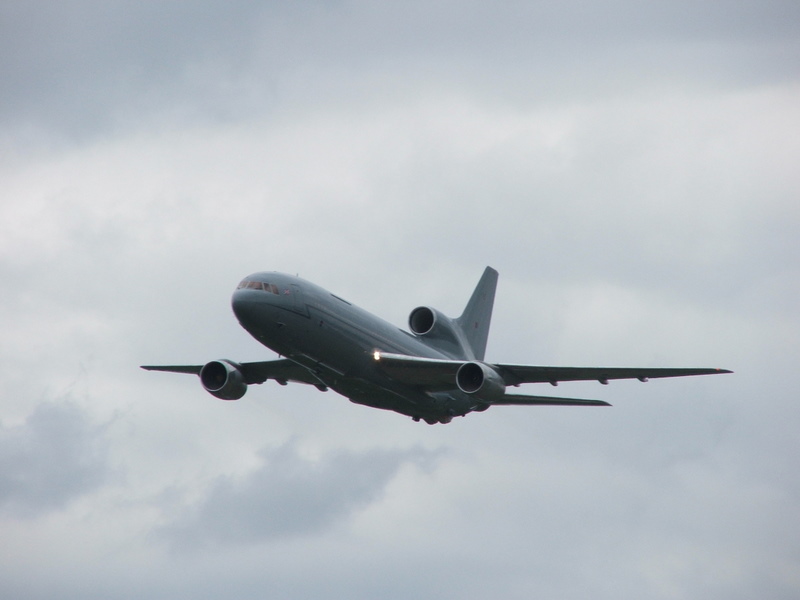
xmin=492 ymin=394 xmax=610 ymax=407
xmin=141 ymin=358 xmax=320 ymax=386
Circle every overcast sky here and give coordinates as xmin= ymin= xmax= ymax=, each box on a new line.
xmin=1 ymin=2 xmax=799 ymax=598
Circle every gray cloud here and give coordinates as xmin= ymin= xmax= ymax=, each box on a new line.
xmin=162 ymin=441 xmax=443 ymax=546
xmin=0 ymin=401 xmax=109 ymax=517
xmin=0 ymin=1 xmax=266 ymax=135
xmin=3 ymin=1 xmax=798 ymax=142
xmin=0 ymin=1 xmax=798 ymax=598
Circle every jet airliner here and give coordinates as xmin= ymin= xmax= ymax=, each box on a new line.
xmin=142 ymin=267 xmax=730 ymax=424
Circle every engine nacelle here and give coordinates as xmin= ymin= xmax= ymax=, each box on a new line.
xmin=456 ymin=361 xmax=506 ymax=401
xmin=409 ymin=306 xmax=440 ymax=335
xmin=200 ymin=360 xmax=248 ymax=400
xmin=409 ymin=306 xmax=468 ymax=357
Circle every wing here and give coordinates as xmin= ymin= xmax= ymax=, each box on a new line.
xmin=373 ymin=353 xmax=613 ymax=406
xmin=373 ymin=352 xmax=731 ymax=387
xmin=141 ymin=358 xmax=321 ymax=386
xmin=372 ymin=352 xmax=461 ymax=387
xmin=495 ymin=365 xmax=732 ymax=386
xmin=140 ymin=364 xmax=203 ymax=375
xmin=492 ymin=394 xmax=610 ymax=407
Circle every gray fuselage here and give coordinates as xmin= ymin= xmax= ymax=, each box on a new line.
xmin=231 ymin=272 xmax=478 ymax=421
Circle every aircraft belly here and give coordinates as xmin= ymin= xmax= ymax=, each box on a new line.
xmin=238 ymin=285 xmax=479 ymax=423
xmin=327 ymin=375 xmax=473 ymax=422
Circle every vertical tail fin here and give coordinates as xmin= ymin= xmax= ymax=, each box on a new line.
xmin=456 ymin=267 xmax=498 ymax=361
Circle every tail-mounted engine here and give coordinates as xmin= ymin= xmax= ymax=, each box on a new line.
xmin=456 ymin=361 xmax=506 ymax=401
xmin=200 ymin=360 xmax=248 ymax=400
xmin=409 ymin=306 xmax=470 ymax=357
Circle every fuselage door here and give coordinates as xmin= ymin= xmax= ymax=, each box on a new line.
xmin=288 ymin=283 xmax=309 ymax=316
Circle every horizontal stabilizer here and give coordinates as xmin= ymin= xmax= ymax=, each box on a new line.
xmin=492 ymin=394 xmax=611 ymax=407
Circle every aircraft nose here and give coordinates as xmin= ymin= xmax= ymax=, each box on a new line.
xmin=231 ymin=288 xmax=259 ymax=325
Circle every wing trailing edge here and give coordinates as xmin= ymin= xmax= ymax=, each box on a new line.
xmin=141 ymin=358 xmax=320 ymax=386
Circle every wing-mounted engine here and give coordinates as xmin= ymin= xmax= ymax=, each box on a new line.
xmin=200 ymin=360 xmax=248 ymax=400
xmin=456 ymin=361 xmax=506 ymax=401
xmin=409 ymin=306 xmax=471 ymax=358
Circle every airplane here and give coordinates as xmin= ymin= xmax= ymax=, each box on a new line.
xmin=142 ymin=267 xmax=731 ymax=424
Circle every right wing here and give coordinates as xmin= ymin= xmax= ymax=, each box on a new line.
xmin=373 ymin=352 xmax=731 ymax=407
xmin=141 ymin=358 xmax=321 ymax=386
xmin=373 ymin=352 xmax=731 ymax=387
xmin=373 ymin=354 xmax=610 ymax=406
xmin=494 ymin=365 xmax=732 ymax=386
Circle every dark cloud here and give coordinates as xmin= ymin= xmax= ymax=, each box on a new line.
xmin=0 ymin=401 xmax=109 ymax=516
xmin=3 ymin=1 xmax=798 ymax=141
xmin=0 ymin=0 xmax=271 ymax=138
xmin=162 ymin=440 xmax=443 ymax=546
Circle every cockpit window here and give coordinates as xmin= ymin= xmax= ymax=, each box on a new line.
xmin=237 ymin=280 xmax=280 ymax=295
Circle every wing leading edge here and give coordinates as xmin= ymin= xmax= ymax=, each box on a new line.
xmin=495 ymin=364 xmax=732 ymax=386
xmin=141 ymin=358 xmax=320 ymax=386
